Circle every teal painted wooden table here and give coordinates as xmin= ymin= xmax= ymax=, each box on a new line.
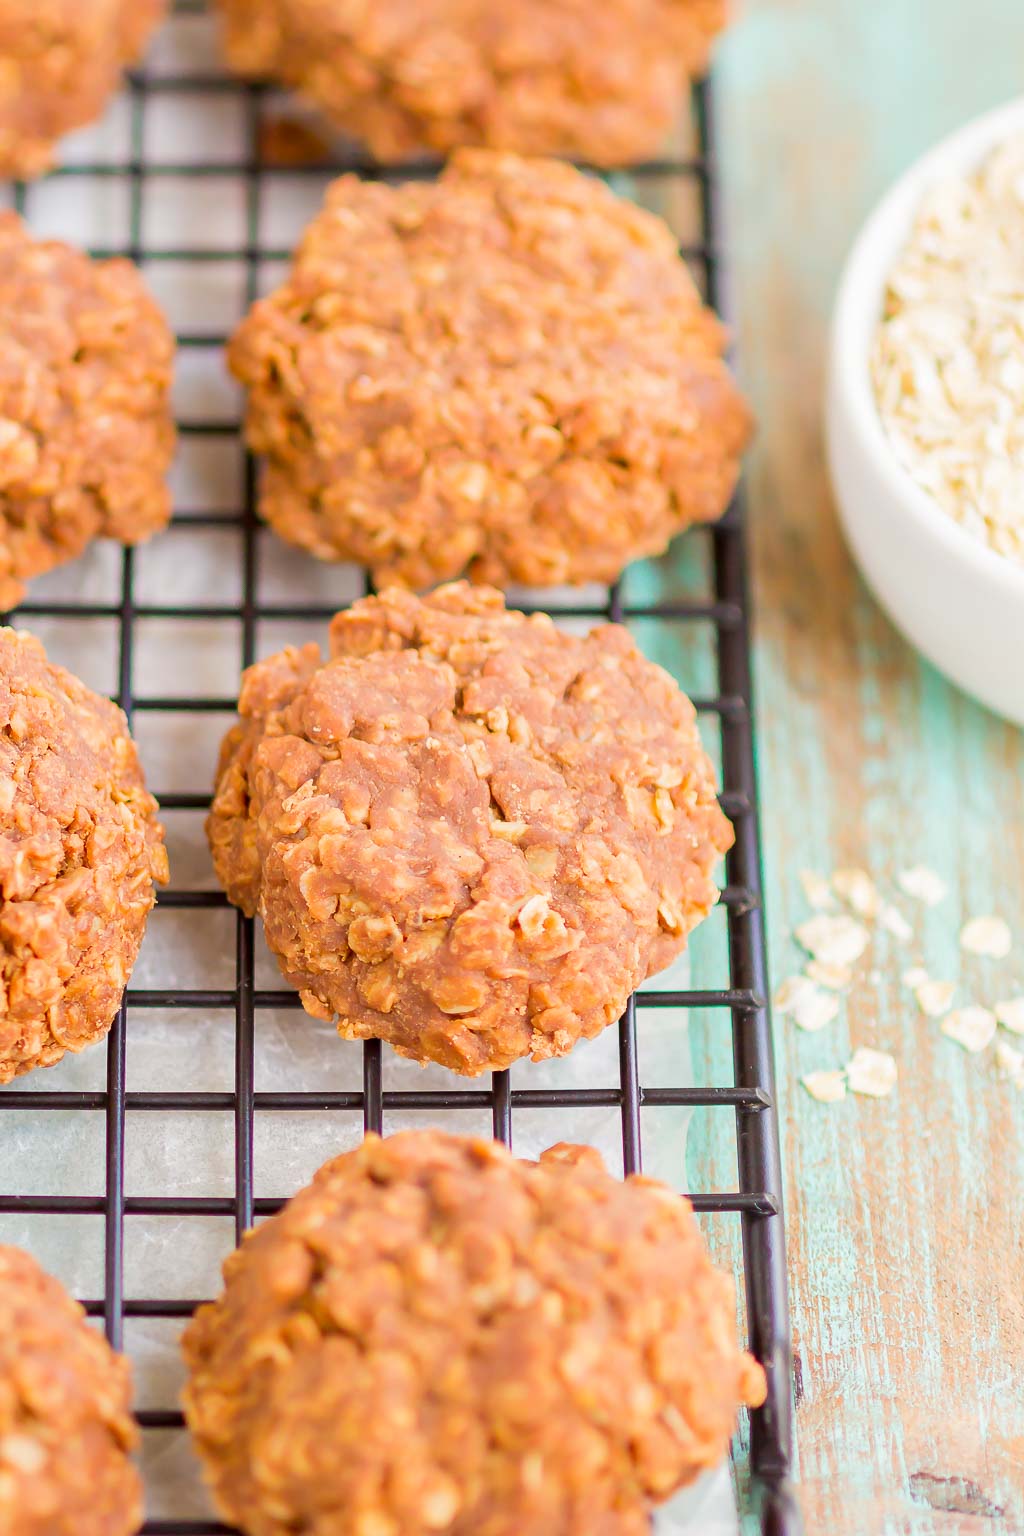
xmin=712 ymin=4 xmax=1024 ymax=1530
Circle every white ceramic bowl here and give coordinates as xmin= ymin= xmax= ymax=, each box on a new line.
xmin=827 ymin=97 xmax=1024 ymax=726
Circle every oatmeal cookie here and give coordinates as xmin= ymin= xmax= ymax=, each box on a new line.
xmin=0 ymin=1244 xmax=143 ymax=1535
xmin=182 ymin=1131 xmax=766 ymax=1536
xmin=229 ymin=150 xmax=750 ymax=591
xmin=0 ymin=628 xmax=168 ymax=1084
xmin=216 ymin=0 xmax=725 ymax=165
xmin=208 ymin=582 xmax=731 ymax=1075
xmin=0 ymin=213 xmax=176 ymax=610
xmin=0 ymin=0 xmax=164 ymax=178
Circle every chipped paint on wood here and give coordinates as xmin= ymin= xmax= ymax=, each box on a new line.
xmin=708 ymin=2 xmax=1024 ymax=1530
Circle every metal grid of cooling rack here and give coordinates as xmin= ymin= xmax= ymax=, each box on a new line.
xmin=0 ymin=5 xmax=798 ymax=1532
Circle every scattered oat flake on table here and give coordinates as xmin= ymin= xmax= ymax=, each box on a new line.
xmin=878 ymin=904 xmax=914 ymax=943
xmin=805 ymin=958 xmax=853 ymax=991
xmin=846 ymin=1047 xmax=898 ymax=1098
xmin=796 ymin=913 xmax=871 ymax=968
xmin=773 ymin=975 xmax=840 ymax=1032
xmin=995 ymin=997 xmax=1024 ymax=1035
xmin=941 ymin=1006 xmax=997 ymax=1054
xmin=799 ymin=869 xmax=835 ymax=911
xmin=995 ymin=1040 xmax=1024 ymax=1087
xmin=914 ymin=979 xmax=956 ymax=1018
xmin=832 ymin=867 xmax=880 ymax=919
xmin=792 ymin=991 xmax=841 ymax=1034
xmin=774 ymin=975 xmax=814 ymax=1013
xmin=960 ymin=916 xmax=1012 ymax=958
xmin=802 ymin=1069 xmax=847 ymax=1104
xmin=897 ymin=866 xmax=948 ymax=906
xmin=903 ymin=966 xmax=929 ymax=989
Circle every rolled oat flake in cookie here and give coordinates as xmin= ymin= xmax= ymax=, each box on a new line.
xmin=208 ymin=582 xmax=732 ymax=1075
xmin=0 ymin=213 xmax=176 ymax=610
xmin=228 ymin=149 xmax=751 ymax=592
xmin=0 ymin=1244 xmax=143 ymax=1535
xmin=0 ymin=0 xmax=164 ymax=178
xmin=215 ymin=0 xmax=724 ymax=166
xmin=0 ymin=628 xmax=168 ymax=1084
xmin=182 ymin=1131 xmax=766 ymax=1536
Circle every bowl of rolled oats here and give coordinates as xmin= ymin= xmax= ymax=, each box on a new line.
xmin=827 ymin=96 xmax=1024 ymax=727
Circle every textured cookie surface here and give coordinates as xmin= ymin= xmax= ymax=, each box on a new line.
xmin=0 ymin=213 xmax=175 ymax=609
xmin=0 ymin=628 xmax=167 ymax=1084
xmin=228 ymin=150 xmax=750 ymax=591
xmin=208 ymin=583 xmax=732 ymax=1075
xmin=182 ymin=1131 xmax=766 ymax=1536
xmin=0 ymin=0 xmax=164 ymax=178
xmin=0 ymin=1244 xmax=143 ymax=1535
xmin=217 ymin=0 xmax=724 ymax=165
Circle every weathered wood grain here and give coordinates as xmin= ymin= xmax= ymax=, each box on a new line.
xmin=716 ymin=3 xmax=1024 ymax=1530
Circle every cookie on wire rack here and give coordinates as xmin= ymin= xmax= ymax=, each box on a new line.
xmin=0 ymin=627 xmax=168 ymax=1085
xmin=0 ymin=0 xmax=164 ymax=178
xmin=207 ymin=581 xmax=732 ymax=1076
xmin=182 ymin=1131 xmax=766 ymax=1536
xmin=0 ymin=1244 xmax=143 ymax=1535
xmin=214 ymin=0 xmax=725 ymax=166
xmin=227 ymin=148 xmax=751 ymax=593
xmin=0 ymin=214 xmax=176 ymax=610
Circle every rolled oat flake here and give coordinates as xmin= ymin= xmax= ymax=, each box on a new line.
xmin=872 ymin=134 xmax=1024 ymax=566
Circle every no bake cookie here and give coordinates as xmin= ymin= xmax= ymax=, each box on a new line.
xmin=0 ymin=0 xmax=164 ymax=178
xmin=0 ymin=628 xmax=167 ymax=1084
xmin=0 ymin=214 xmax=176 ymax=610
xmin=207 ymin=582 xmax=732 ymax=1075
xmin=229 ymin=150 xmax=750 ymax=591
xmin=0 ymin=1244 xmax=143 ymax=1535
xmin=216 ymin=0 xmax=725 ymax=165
xmin=182 ymin=1131 xmax=766 ymax=1536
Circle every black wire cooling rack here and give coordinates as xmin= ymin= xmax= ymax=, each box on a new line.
xmin=0 ymin=5 xmax=798 ymax=1532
